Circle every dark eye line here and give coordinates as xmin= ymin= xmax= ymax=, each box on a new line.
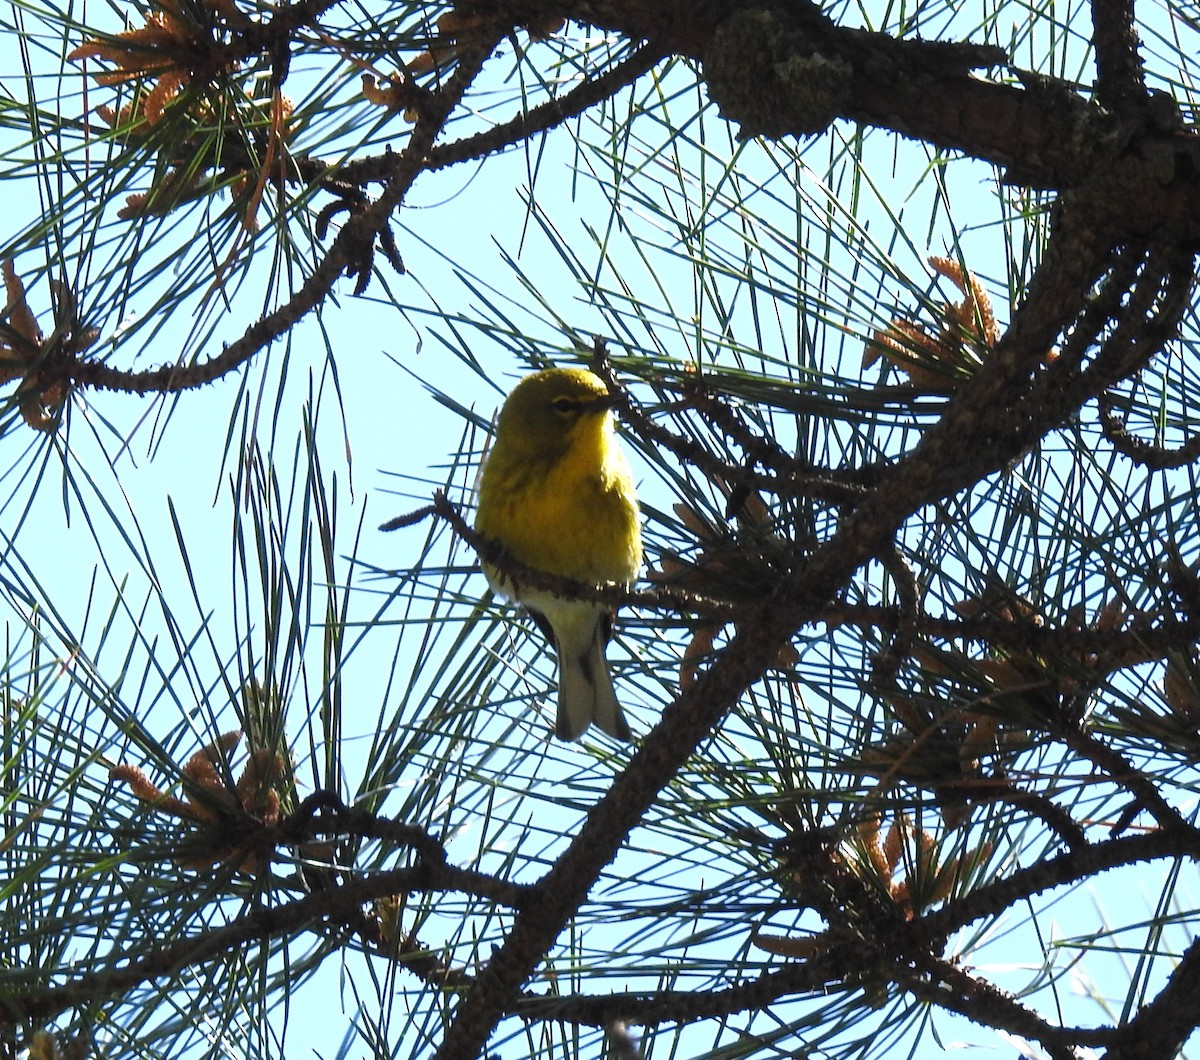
xmin=552 ymin=396 xmax=580 ymax=415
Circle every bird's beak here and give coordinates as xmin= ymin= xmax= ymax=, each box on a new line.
xmin=586 ymin=391 xmax=621 ymax=414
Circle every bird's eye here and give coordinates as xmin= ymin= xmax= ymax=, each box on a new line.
xmin=551 ymin=396 xmax=577 ymax=417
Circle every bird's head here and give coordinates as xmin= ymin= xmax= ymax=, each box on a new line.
xmin=495 ymin=367 xmax=619 ymax=460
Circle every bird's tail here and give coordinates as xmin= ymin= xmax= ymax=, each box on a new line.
xmin=555 ymin=608 xmax=631 ymax=742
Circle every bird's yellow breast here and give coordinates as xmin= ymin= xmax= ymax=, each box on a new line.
xmin=476 ymin=419 xmax=640 ymax=587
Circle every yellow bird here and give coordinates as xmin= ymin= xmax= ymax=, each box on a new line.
xmin=475 ymin=367 xmax=642 ymax=740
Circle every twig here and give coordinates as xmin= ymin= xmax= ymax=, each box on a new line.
xmin=1061 ymin=726 xmax=1193 ymax=835
xmin=1098 ymin=393 xmax=1200 ymax=470
xmin=66 ymin=32 xmax=501 ymax=397
xmin=917 ymin=829 xmax=1200 ymax=941
xmin=589 ymin=341 xmax=869 ymax=506
xmin=2 ymin=855 xmax=531 ymax=1025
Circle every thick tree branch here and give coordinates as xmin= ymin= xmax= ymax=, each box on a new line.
xmin=573 ymin=0 xmax=1200 ymax=238
xmin=1103 ymin=932 xmax=1200 ymax=1059
xmin=1090 ymin=0 xmax=1147 ymax=110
